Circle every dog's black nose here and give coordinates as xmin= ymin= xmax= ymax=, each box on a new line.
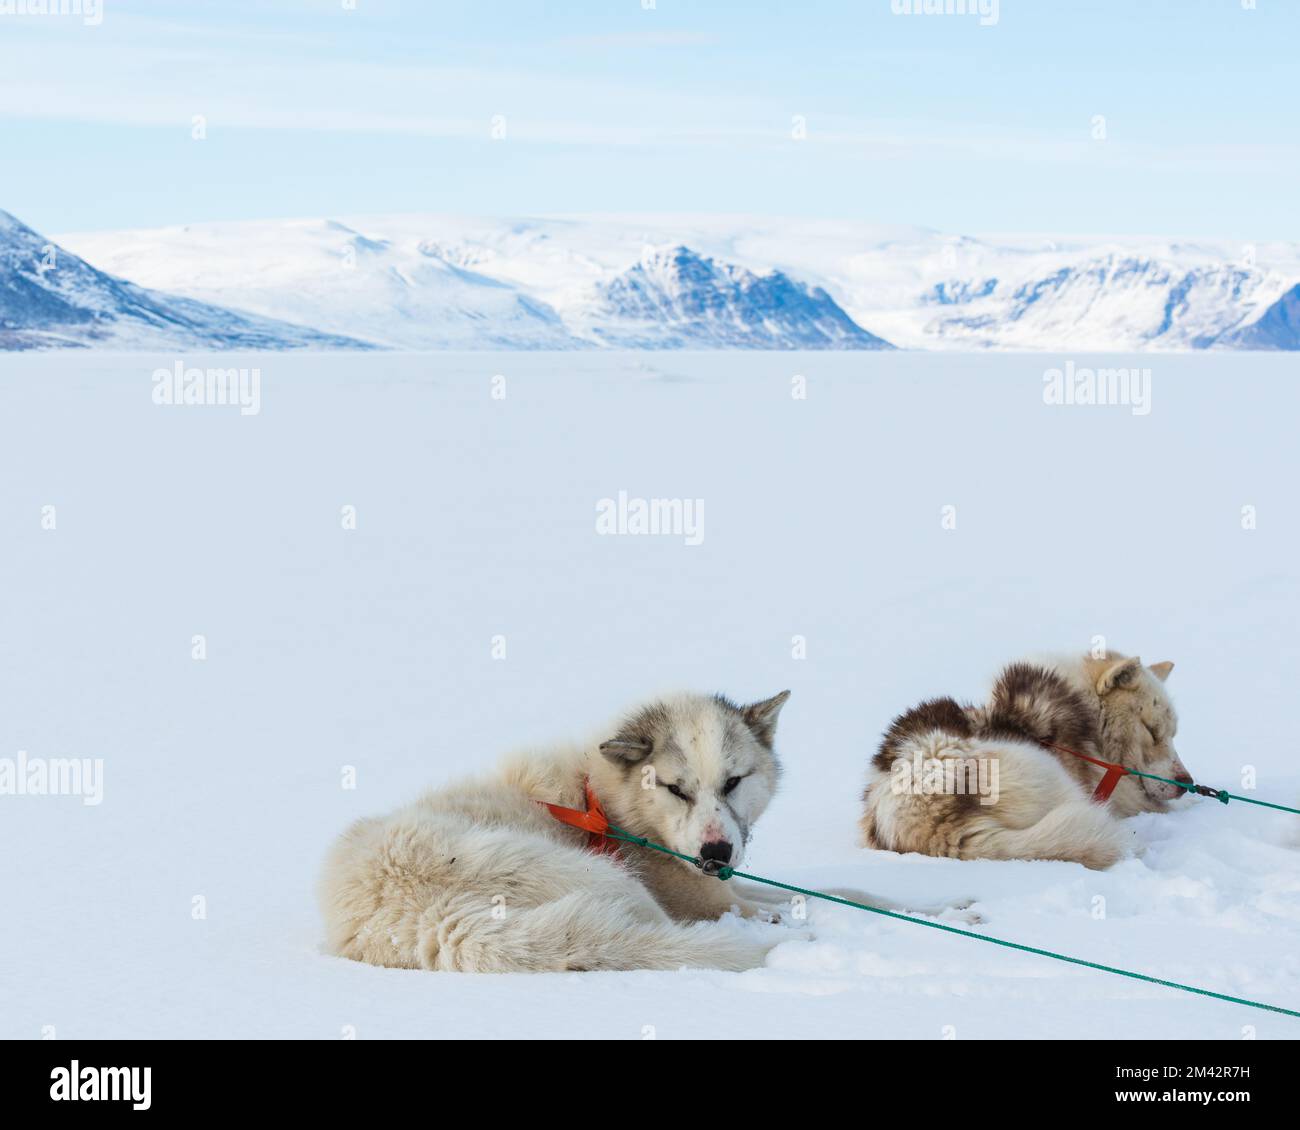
xmin=699 ymin=840 xmax=733 ymax=864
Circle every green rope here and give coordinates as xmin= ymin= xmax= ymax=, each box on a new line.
xmin=1126 ymin=769 xmax=1300 ymax=814
xmin=602 ymin=824 xmax=1300 ymax=1020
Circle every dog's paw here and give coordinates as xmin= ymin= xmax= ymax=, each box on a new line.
xmin=945 ymin=897 xmax=984 ymax=924
xmin=936 ymin=905 xmax=984 ymax=926
xmin=733 ymin=899 xmax=784 ymax=924
xmin=902 ymin=898 xmax=984 ymax=925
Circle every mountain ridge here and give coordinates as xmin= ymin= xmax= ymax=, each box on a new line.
xmin=15 ymin=210 xmax=1300 ymax=351
xmin=571 ymin=245 xmax=893 ymax=350
xmin=0 ymin=209 xmax=375 ymax=351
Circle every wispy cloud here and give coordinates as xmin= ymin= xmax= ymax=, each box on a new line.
xmin=553 ymin=30 xmax=720 ymax=50
xmin=2 ymin=1 xmax=1296 ymax=238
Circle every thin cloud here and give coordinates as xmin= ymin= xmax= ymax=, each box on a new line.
xmin=554 ymin=31 xmax=720 ymax=49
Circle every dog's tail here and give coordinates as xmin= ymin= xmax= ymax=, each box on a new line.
xmin=976 ymin=662 xmax=1100 ymax=754
xmin=419 ymin=890 xmax=787 ymax=973
xmin=961 ymin=801 xmax=1129 ymax=870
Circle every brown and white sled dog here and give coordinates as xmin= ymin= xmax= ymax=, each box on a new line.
xmin=322 ymin=690 xmax=931 ymax=974
xmin=861 ymin=653 xmax=1190 ymax=870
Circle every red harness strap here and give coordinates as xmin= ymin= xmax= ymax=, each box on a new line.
xmin=541 ymin=778 xmax=621 ymax=857
xmin=1042 ymin=741 xmax=1129 ymax=804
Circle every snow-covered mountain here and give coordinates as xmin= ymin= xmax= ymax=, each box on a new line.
xmin=51 ymin=215 xmax=890 ymax=351
xmin=42 ymin=212 xmax=1300 ymax=352
xmin=0 ymin=210 xmax=371 ymax=351
xmin=572 ymin=245 xmax=891 ymax=349
xmin=1214 ymin=283 xmax=1300 ymax=350
xmin=39 ymin=214 xmax=582 ymax=351
xmin=906 ymin=251 xmax=1290 ymax=351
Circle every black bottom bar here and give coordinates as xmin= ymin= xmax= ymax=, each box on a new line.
xmin=2 ymin=1038 xmax=1293 ymax=1114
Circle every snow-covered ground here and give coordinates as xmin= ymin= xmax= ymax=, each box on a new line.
xmin=1 ymin=350 xmax=1298 ymax=1039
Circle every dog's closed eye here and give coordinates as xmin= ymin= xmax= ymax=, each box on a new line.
xmin=663 ymin=782 xmax=693 ymax=803
xmin=723 ymin=775 xmax=744 ymax=795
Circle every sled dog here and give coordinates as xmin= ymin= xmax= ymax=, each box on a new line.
xmin=861 ymin=653 xmax=1188 ymax=870
xmin=322 ymin=689 xmax=920 ymax=973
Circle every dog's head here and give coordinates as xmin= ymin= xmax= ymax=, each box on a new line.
xmin=1088 ymin=655 xmax=1187 ymax=809
xmin=598 ymin=690 xmax=788 ymax=872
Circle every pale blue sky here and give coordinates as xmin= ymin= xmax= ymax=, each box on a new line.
xmin=1 ymin=0 xmax=1296 ymax=238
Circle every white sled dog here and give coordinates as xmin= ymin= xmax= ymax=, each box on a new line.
xmin=321 ymin=686 xmax=961 ymax=967
xmin=323 ymin=690 xmax=922 ymax=973
xmin=861 ymin=653 xmax=1190 ymax=870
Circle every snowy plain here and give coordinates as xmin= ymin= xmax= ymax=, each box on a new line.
xmin=1 ymin=350 xmax=1298 ymax=1040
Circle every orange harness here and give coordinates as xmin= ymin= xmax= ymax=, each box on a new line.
xmin=541 ymin=778 xmax=621 ymax=857
xmin=1041 ymin=741 xmax=1129 ymax=803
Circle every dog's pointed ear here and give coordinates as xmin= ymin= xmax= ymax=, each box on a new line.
xmin=742 ymin=690 xmax=791 ymax=748
xmin=1148 ymin=660 xmax=1174 ymax=682
xmin=1096 ymin=656 xmax=1143 ymax=695
xmin=599 ymin=737 xmax=652 ymax=764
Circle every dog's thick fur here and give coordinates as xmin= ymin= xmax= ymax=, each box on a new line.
xmin=861 ymin=653 xmax=1188 ymax=870
xmin=321 ymin=690 xmax=904 ymax=973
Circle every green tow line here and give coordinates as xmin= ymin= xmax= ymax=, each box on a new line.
xmin=601 ymin=825 xmax=1300 ymax=1020
xmin=1126 ymin=769 xmax=1300 ymax=814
